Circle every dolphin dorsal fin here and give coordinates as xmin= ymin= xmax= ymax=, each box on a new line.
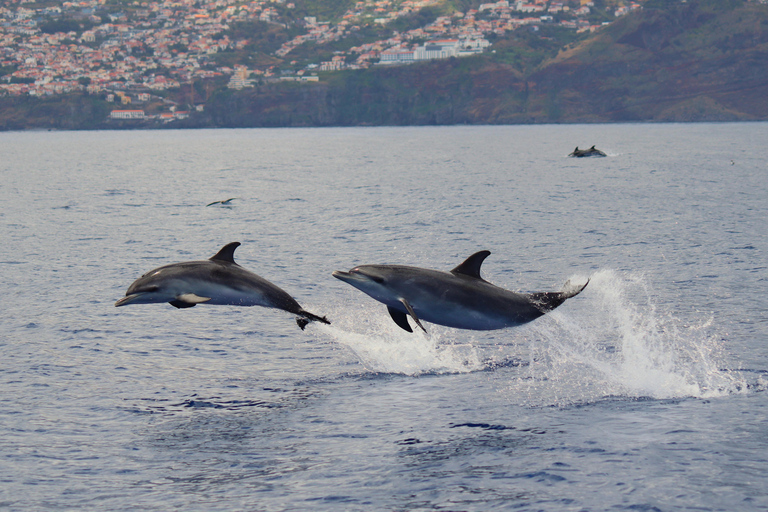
xmin=450 ymin=250 xmax=491 ymax=279
xmin=210 ymin=242 xmax=241 ymax=263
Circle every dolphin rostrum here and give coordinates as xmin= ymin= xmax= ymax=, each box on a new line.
xmin=332 ymin=251 xmax=587 ymax=334
xmin=115 ymin=242 xmax=330 ymax=330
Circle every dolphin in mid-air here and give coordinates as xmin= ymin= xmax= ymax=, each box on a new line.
xmin=115 ymin=242 xmax=330 ymax=330
xmin=333 ymin=251 xmax=587 ymax=334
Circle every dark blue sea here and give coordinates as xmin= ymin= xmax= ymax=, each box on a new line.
xmin=1 ymin=124 xmax=767 ymax=511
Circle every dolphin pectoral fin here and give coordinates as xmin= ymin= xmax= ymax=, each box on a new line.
xmin=177 ymin=293 xmax=212 ymax=304
xmin=169 ymin=300 xmax=197 ymax=309
xmin=388 ymin=306 xmax=413 ymax=333
xmin=170 ymin=293 xmax=211 ymax=308
xmin=399 ymin=299 xmax=428 ymax=334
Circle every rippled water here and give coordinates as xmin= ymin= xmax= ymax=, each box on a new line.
xmin=1 ymin=124 xmax=767 ymax=510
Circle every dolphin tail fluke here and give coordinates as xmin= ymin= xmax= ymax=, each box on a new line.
xmin=560 ymin=278 xmax=589 ymax=299
xmin=529 ymin=278 xmax=589 ymax=313
xmin=296 ymin=310 xmax=331 ymax=330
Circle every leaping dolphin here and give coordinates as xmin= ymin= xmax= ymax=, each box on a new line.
xmin=332 ymin=251 xmax=587 ymax=333
xmin=115 ymin=242 xmax=330 ymax=330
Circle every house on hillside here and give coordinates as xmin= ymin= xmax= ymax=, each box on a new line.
xmin=379 ymin=48 xmax=415 ymax=64
xmin=109 ymin=109 xmax=145 ymax=120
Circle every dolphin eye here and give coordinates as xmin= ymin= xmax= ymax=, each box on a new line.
xmin=371 ymin=276 xmax=385 ymax=284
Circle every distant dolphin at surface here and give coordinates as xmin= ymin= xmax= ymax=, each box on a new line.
xmin=569 ymin=145 xmax=607 ymax=157
xmin=333 ymin=251 xmax=588 ymax=334
xmin=115 ymin=242 xmax=330 ymax=330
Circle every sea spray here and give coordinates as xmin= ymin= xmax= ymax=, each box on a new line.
xmin=318 ymin=270 xmax=746 ymax=400
xmin=526 ymin=269 xmax=746 ymax=400
xmin=319 ymin=305 xmax=484 ymax=375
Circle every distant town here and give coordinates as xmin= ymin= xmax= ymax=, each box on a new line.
xmin=1 ymin=0 xmax=646 ymax=120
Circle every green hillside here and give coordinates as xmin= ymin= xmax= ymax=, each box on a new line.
xmin=2 ymin=0 xmax=767 ymax=129
xmin=184 ymin=0 xmax=768 ymax=127
xmin=196 ymin=28 xmax=570 ymax=127
xmin=531 ymin=0 xmax=768 ymax=122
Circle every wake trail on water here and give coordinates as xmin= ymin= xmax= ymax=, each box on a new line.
xmin=317 ymin=269 xmax=750 ymax=400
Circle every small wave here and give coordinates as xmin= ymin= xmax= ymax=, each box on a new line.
xmin=127 ymin=386 xmax=319 ymax=415
xmin=450 ymin=422 xmax=514 ymax=431
xmin=175 ymin=398 xmax=275 ymax=410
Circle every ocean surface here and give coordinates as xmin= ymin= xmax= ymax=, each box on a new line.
xmin=1 ymin=123 xmax=767 ymax=511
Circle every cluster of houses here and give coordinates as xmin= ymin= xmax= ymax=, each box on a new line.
xmin=0 ymin=0 xmax=280 ymax=98
xmin=0 ymin=0 xmax=648 ymax=109
xmin=278 ymin=0 xmax=635 ymax=72
xmin=275 ymin=0 xmax=445 ymax=58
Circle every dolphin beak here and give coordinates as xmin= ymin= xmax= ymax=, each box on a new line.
xmin=115 ymin=293 xmax=143 ymax=307
xmin=332 ymin=270 xmax=351 ymax=281
xmin=332 ymin=270 xmax=364 ymax=284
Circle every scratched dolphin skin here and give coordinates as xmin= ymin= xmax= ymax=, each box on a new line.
xmin=333 ymin=251 xmax=587 ymax=334
xmin=115 ymin=242 xmax=330 ymax=330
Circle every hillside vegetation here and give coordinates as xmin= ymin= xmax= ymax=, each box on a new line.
xmin=184 ymin=0 xmax=768 ymax=127
xmin=531 ymin=0 xmax=768 ymax=122
xmin=2 ymin=0 xmax=767 ymax=128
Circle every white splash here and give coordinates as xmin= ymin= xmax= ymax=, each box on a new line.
xmin=528 ymin=269 xmax=747 ymax=400
xmin=318 ymin=270 xmax=747 ymax=401
xmin=318 ymin=305 xmax=483 ymax=375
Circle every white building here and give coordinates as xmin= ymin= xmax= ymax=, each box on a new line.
xmin=379 ymin=48 xmax=415 ymax=64
xmin=227 ymin=66 xmax=254 ymax=89
xmin=414 ymin=39 xmax=460 ymax=60
xmin=380 ymin=38 xmax=489 ymax=65
xmin=109 ymin=109 xmax=145 ymax=120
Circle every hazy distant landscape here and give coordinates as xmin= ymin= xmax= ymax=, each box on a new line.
xmin=1 ymin=0 xmax=767 ymax=129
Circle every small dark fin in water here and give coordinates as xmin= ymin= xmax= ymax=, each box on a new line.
xmin=388 ymin=306 xmax=413 ymax=332
xmin=296 ymin=310 xmax=331 ymax=330
xmin=210 ymin=242 xmax=240 ymax=264
xmin=451 ymin=250 xmax=491 ymax=280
